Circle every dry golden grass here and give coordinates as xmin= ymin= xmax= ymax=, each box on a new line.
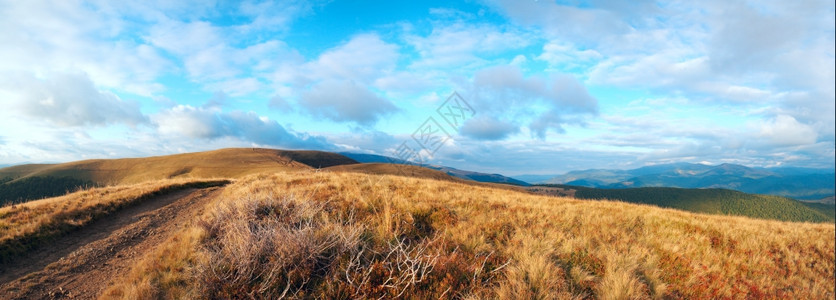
xmin=325 ymin=164 xmax=527 ymax=193
xmin=325 ymin=163 xmax=459 ymax=181
xmin=0 ymin=178 xmax=228 ymax=263
xmin=105 ymin=171 xmax=834 ymax=299
xmin=0 ymin=148 xmax=353 ymax=186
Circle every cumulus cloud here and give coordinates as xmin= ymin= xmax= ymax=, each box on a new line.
xmin=326 ymin=130 xmax=399 ymax=154
xmin=1 ymin=72 xmax=146 ymax=127
xmin=146 ymin=19 xmax=290 ymax=94
xmin=0 ymin=1 xmax=171 ymax=95
xmin=153 ymin=105 xmax=333 ymax=150
xmin=503 ymin=0 xmax=833 ymax=151
xmin=266 ymin=34 xmax=401 ymax=124
xmin=460 ymin=116 xmax=519 ymax=140
xmin=757 ymin=115 xmax=818 ymax=147
xmin=306 ymin=34 xmax=399 ymax=83
xmin=299 ymin=80 xmax=397 ymax=126
xmin=468 ymin=65 xmax=598 ymax=138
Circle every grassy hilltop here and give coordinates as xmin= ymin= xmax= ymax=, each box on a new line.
xmin=91 ymin=171 xmax=834 ymax=299
xmin=0 ymin=148 xmax=356 ymax=205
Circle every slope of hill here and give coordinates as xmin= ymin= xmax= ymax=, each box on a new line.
xmin=0 ymin=148 xmax=357 ymax=204
xmin=0 ymin=148 xmax=357 ymax=185
xmin=534 ymin=185 xmax=833 ymax=223
xmin=801 ymin=202 xmax=836 ymax=220
xmin=0 ymin=176 xmax=95 ymax=206
xmin=424 ymin=165 xmax=530 ymax=186
xmin=324 ymin=163 xmax=459 ymax=182
xmin=544 ymin=163 xmax=835 ymax=200
xmin=337 ymin=152 xmax=411 ymax=164
xmin=325 ymin=163 xmax=527 ymax=193
xmin=510 ymin=174 xmax=556 ymax=184
xmin=92 ymin=171 xmax=834 ymax=299
xmin=338 ymin=152 xmax=528 ymax=185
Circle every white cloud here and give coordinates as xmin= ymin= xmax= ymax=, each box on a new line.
xmin=146 ymin=19 xmax=291 ymax=91
xmin=509 ymin=54 xmax=527 ymax=67
xmin=268 ymin=34 xmax=402 ymax=125
xmin=0 ymin=1 xmax=171 ymax=96
xmin=153 ymin=105 xmax=333 ymax=149
xmin=405 ymin=22 xmax=533 ymax=69
xmin=299 ymin=80 xmax=397 ymax=126
xmin=466 ymin=65 xmax=598 ymax=138
xmin=305 ymin=33 xmax=399 ymax=84
xmin=537 ymin=41 xmax=602 ymax=72
xmin=483 ymin=0 xmax=637 ymax=45
xmin=1 ymin=72 xmax=146 ymax=127
xmin=0 ymin=0 xmax=832 ymax=173
xmin=757 ymin=115 xmax=818 ymax=147
xmin=146 ymin=20 xmax=221 ymax=56
xmin=460 ymin=116 xmax=519 ymax=140
xmin=235 ymin=0 xmax=319 ymax=32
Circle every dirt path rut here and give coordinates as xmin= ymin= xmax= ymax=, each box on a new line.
xmin=0 ymin=186 xmax=223 ymax=299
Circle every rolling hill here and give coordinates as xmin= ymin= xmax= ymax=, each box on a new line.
xmin=541 ymin=163 xmax=835 ymax=200
xmin=532 ymin=184 xmax=834 ymax=223
xmin=338 ymin=152 xmax=529 ymax=185
xmin=0 ymin=148 xmax=357 ymax=185
xmin=1 ymin=157 xmax=833 ymax=298
xmin=0 ymin=148 xmax=358 ymax=204
xmin=324 ymin=163 xmax=460 ymax=182
xmin=96 ymin=172 xmax=832 ymax=298
xmin=324 ymin=163 xmax=527 ymax=192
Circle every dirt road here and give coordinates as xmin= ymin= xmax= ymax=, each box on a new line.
xmin=0 ymin=186 xmax=224 ymax=299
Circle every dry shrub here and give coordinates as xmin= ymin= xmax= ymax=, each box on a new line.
xmin=194 ymin=192 xmax=494 ymax=299
xmin=197 ymin=195 xmax=361 ymax=298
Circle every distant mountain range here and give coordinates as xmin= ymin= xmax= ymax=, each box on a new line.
xmin=338 ymin=152 xmax=530 ymax=186
xmin=523 ymin=163 xmax=834 ymax=200
xmin=529 ymin=184 xmax=834 ymax=223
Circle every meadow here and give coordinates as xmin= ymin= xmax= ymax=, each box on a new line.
xmin=98 ymin=171 xmax=835 ymax=299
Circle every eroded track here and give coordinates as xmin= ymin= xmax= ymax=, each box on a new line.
xmin=0 ymin=187 xmax=224 ymax=299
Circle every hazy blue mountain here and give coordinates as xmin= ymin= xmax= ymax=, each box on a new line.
xmin=511 ymin=174 xmax=558 ymax=184
xmin=760 ymin=166 xmax=836 ymax=176
xmin=544 ymin=163 xmax=835 ymax=200
xmin=338 ymin=152 xmax=529 ymax=186
xmin=546 ymin=169 xmax=633 ymax=186
xmin=534 ymin=184 xmax=833 ymax=223
xmin=423 ymin=165 xmax=529 ymax=186
xmin=337 ymin=152 xmax=412 ymax=165
xmin=629 ymin=162 xmax=714 ymax=176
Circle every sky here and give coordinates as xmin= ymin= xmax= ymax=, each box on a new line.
xmin=0 ymin=0 xmax=834 ymax=175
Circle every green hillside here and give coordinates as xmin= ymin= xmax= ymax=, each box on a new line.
xmin=1 ymin=176 xmax=96 ymax=206
xmin=801 ymin=202 xmax=836 ymax=221
xmin=536 ymin=184 xmax=834 ymax=223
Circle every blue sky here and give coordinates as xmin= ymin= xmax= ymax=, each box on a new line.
xmin=0 ymin=0 xmax=834 ymax=175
